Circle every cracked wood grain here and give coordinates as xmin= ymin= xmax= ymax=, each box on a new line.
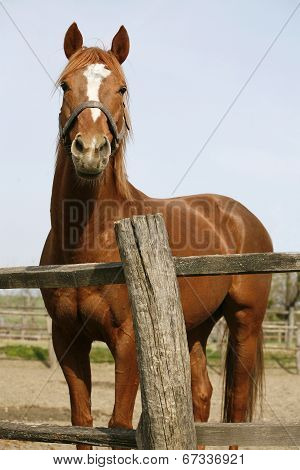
xmin=115 ymin=214 xmax=197 ymax=450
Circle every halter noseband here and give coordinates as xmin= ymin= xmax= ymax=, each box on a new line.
xmin=59 ymin=100 xmax=129 ymax=154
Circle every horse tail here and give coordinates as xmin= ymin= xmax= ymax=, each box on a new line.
xmin=222 ymin=328 xmax=264 ymax=422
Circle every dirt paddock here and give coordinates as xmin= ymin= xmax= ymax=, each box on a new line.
xmin=0 ymin=359 xmax=299 ymax=450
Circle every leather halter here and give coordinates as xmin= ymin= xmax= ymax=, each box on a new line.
xmin=59 ymin=100 xmax=129 ymax=154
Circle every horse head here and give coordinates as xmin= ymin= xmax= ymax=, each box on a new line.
xmin=58 ymin=23 xmax=130 ymax=180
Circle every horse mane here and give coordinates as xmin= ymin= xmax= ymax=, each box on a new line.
xmin=56 ymin=46 xmax=132 ymax=200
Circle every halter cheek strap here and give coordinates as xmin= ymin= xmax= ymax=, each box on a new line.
xmin=59 ymin=100 xmax=129 ymax=154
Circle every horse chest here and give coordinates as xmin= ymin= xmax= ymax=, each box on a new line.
xmin=74 ymin=225 xmax=119 ymax=263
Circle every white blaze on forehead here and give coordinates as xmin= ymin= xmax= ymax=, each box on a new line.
xmin=83 ymin=64 xmax=111 ymax=121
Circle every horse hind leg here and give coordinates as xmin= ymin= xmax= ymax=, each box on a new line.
xmin=222 ymin=282 xmax=269 ymax=449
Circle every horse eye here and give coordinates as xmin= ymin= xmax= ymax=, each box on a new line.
xmin=61 ymin=81 xmax=69 ymax=92
xmin=119 ymin=86 xmax=127 ymax=96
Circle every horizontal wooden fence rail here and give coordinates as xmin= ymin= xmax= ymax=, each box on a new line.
xmin=0 ymin=333 xmax=49 ymax=341
xmin=0 ymin=421 xmax=299 ymax=448
xmin=193 ymin=423 xmax=300 ymax=447
xmin=0 ymin=305 xmax=46 ymax=310
xmin=0 ymin=252 xmax=300 ymax=289
xmin=0 ymin=262 xmax=125 ymax=289
xmin=0 ymin=310 xmax=47 ymax=317
xmin=0 ymin=325 xmax=46 ymax=332
xmin=0 ymin=422 xmax=136 ymax=449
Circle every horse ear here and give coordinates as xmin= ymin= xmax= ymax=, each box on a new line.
xmin=111 ymin=26 xmax=129 ymax=64
xmin=64 ymin=22 xmax=83 ymax=59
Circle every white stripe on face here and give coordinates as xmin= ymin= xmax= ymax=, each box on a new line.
xmin=83 ymin=64 xmax=111 ymax=122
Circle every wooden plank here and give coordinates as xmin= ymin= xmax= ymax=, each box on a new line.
xmin=0 ymin=252 xmax=300 ymax=290
xmin=296 ymin=329 xmax=300 ymax=375
xmin=264 ymin=325 xmax=292 ymax=331
xmin=47 ymin=317 xmax=56 ymax=369
xmin=263 ymin=345 xmax=297 ymax=352
xmin=0 ymin=305 xmax=45 ymax=310
xmin=0 ymin=326 xmax=46 ymax=332
xmin=0 ymin=333 xmax=49 ymax=340
xmin=0 ymin=262 xmax=125 ymax=289
xmin=195 ymin=422 xmax=300 ymax=447
xmin=287 ymin=307 xmax=295 ymax=348
xmin=0 ymin=421 xmax=136 ymax=448
xmin=174 ymin=252 xmax=300 ymax=277
xmin=1 ymin=421 xmax=300 ymax=447
xmin=115 ymin=214 xmax=197 ymax=450
xmin=0 ymin=310 xmax=47 ymax=317
xmin=267 ymin=309 xmax=289 ymax=315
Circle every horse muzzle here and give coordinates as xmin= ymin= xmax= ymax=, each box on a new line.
xmin=71 ymin=133 xmax=111 ymax=179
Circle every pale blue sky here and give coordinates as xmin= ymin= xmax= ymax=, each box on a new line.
xmin=0 ymin=0 xmax=299 ymax=266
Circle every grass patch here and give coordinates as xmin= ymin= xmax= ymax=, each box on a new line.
xmin=206 ymin=347 xmax=296 ymax=370
xmin=90 ymin=347 xmax=114 ymax=364
xmin=0 ymin=344 xmax=114 ymax=364
xmin=0 ymin=344 xmax=296 ymax=370
xmin=206 ymin=348 xmax=221 ymax=362
xmin=0 ymin=345 xmax=48 ymax=362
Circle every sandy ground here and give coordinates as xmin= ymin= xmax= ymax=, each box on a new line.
xmin=0 ymin=359 xmax=300 ymax=450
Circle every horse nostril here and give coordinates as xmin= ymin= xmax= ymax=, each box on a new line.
xmin=99 ymin=137 xmax=109 ymax=153
xmin=75 ymin=137 xmax=84 ymax=153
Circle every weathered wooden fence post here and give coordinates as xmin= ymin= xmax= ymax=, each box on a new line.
xmin=46 ymin=317 xmax=56 ymax=369
xmin=296 ymin=327 xmax=300 ymax=375
xmin=115 ymin=214 xmax=197 ymax=450
xmin=287 ymin=306 xmax=295 ymax=349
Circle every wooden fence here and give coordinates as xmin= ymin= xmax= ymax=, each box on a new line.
xmin=0 ymin=306 xmax=55 ymax=368
xmin=1 ymin=421 xmax=299 ymax=448
xmin=1 ymin=213 xmax=300 ymax=448
xmin=0 ymin=306 xmax=48 ymax=341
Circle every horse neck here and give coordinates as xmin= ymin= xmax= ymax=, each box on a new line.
xmin=51 ymin=144 xmax=126 ymax=233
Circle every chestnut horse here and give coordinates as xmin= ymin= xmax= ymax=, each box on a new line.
xmin=40 ymin=23 xmax=273 ymax=449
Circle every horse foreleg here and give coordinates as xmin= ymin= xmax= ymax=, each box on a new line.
xmin=108 ymin=327 xmax=139 ymax=434
xmin=52 ymin=324 xmax=93 ymax=450
xmin=188 ymin=324 xmax=213 ymax=450
xmin=190 ymin=341 xmax=212 ymax=421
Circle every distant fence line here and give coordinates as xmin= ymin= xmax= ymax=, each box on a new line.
xmin=0 ymin=306 xmax=54 ymax=366
xmin=1 ymin=304 xmax=300 ymax=372
xmin=1 ymin=307 xmax=299 ymax=342
xmin=0 ymin=307 xmax=48 ymax=339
